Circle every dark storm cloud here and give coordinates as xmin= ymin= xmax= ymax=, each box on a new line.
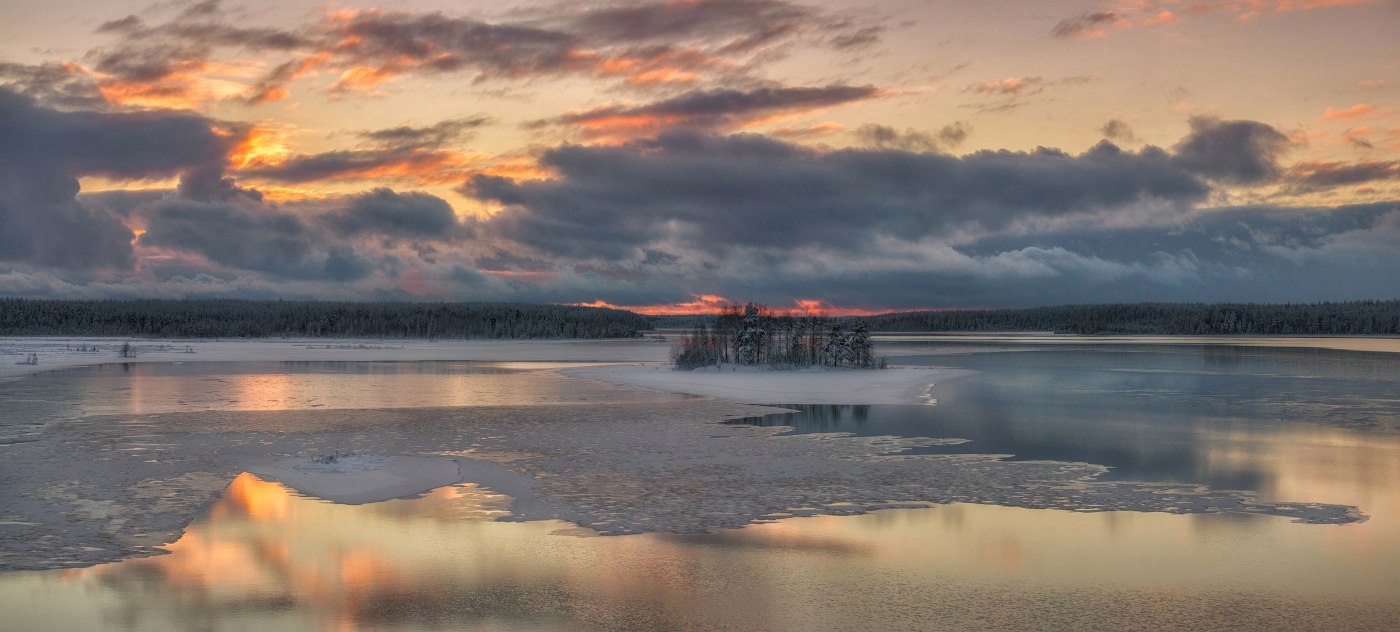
xmin=91 ymin=41 xmax=210 ymax=84
xmin=827 ymin=25 xmax=884 ymax=50
xmin=357 ymin=116 xmax=492 ymax=148
xmin=913 ymin=202 xmax=1400 ymax=307
xmin=854 ymin=122 xmax=969 ymax=152
xmin=468 ymin=130 xmax=1209 ymax=260
xmin=328 ymin=10 xmax=580 ymax=79
xmin=320 ymin=188 xmax=473 ymax=241
xmin=1051 ymin=12 xmax=1121 ymax=39
xmin=237 ymin=148 xmax=433 ymax=183
xmin=91 ymin=1 xmax=308 ymax=84
xmin=320 ymin=0 xmax=878 ymax=89
xmin=0 ymin=61 xmax=107 ymax=109
xmin=139 ymin=200 xmax=372 ymax=281
xmin=564 ymin=0 xmax=813 ymax=50
xmin=0 ymin=88 xmax=231 ymax=269
xmin=542 ymin=85 xmax=882 ymax=137
xmin=0 ymin=89 xmax=228 ymax=178
xmin=548 ymin=203 xmax=1400 ymax=311
xmin=1101 ymin=118 xmax=1138 ymax=143
xmin=1286 ymin=160 xmax=1400 ymax=191
xmin=1171 ymin=116 xmax=1292 ymax=184
xmin=0 ymin=85 xmax=466 ymax=284
xmin=77 ymin=0 xmax=882 ymax=106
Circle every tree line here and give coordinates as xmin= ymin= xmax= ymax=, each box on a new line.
xmin=861 ymin=301 xmax=1400 ymax=335
xmin=654 ymin=300 xmax=1400 ymax=336
xmin=672 ymin=303 xmax=880 ymax=370
xmin=0 ymin=299 xmax=650 ymax=339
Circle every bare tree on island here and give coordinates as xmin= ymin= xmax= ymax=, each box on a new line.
xmin=672 ymin=302 xmax=879 ymax=370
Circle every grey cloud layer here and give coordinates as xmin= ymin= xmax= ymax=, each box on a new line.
xmin=540 ymin=84 xmax=883 ymax=135
xmin=1171 ymin=117 xmax=1291 ymax=184
xmin=140 ymin=200 xmax=371 ymax=281
xmin=0 ymin=88 xmax=230 ymax=270
xmin=1 ymin=82 xmax=1396 ymax=308
xmin=469 ymin=129 xmax=1226 ymax=259
xmin=321 ymin=189 xmax=475 ymax=241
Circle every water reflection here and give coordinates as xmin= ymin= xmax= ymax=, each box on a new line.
xmin=4 ymin=474 xmax=1397 ymax=631
xmin=4 ymin=342 xmax=1400 ymax=628
xmin=1 ymin=361 xmax=682 ymax=441
xmin=735 ymin=347 xmax=1400 ymax=503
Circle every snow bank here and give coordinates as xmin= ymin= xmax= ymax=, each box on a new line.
xmin=563 ymin=363 xmax=975 ymax=405
xmin=248 ymin=454 xmax=466 ymax=505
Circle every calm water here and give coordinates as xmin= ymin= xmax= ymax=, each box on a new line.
xmin=2 ymin=341 xmax=1400 ymax=630
xmin=735 ymin=346 xmax=1400 ymax=496
xmin=0 ymin=360 xmax=681 ymax=442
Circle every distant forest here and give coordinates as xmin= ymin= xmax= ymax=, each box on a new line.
xmin=654 ymin=301 xmax=1400 ymax=336
xmin=2 ymin=298 xmax=1397 ymax=340
xmin=0 ymin=299 xmax=649 ymax=339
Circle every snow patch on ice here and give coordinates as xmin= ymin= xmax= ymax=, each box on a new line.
xmin=249 ymin=454 xmax=464 ymax=505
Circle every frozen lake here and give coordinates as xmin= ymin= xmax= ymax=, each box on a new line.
xmin=1 ymin=336 xmax=1398 ymax=630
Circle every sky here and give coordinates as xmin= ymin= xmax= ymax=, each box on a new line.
xmin=0 ymin=0 xmax=1397 ymax=313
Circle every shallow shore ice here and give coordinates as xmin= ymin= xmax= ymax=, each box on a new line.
xmin=563 ymin=363 xmax=977 ymax=405
xmin=0 ymin=398 xmax=1366 ymax=571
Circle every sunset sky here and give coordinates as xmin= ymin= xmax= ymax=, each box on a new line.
xmin=0 ymin=0 xmax=1397 ymax=313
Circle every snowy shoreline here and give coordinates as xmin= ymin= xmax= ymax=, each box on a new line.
xmin=563 ymin=362 xmax=975 ymax=405
xmin=0 ymin=336 xmax=671 ymax=382
xmin=2 ymin=336 xmax=975 ymax=406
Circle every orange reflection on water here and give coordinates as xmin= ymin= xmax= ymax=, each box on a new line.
xmin=7 ymin=470 xmax=1400 ymax=631
xmin=210 ymin=472 xmax=291 ymax=522
xmin=1196 ymin=424 xmax=1400 ymax=566
xmin=50 ymin=363 xmax=684 ymax=422
xmin=229 ymin=374 xmax=297 ymax=412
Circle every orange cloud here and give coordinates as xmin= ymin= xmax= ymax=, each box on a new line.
xmin=95 ymin=71 xmax=250 ymax=110
xmin=767 ymin=122 xmax=847 ymax=140
xmin=1342 ymin=127 xmax=1374 ymax=148
xmin=788 ymin=300 xmax=887 ymax=317
xmin=330 ymin=65 xmax=398 ymax=95
xmin=571 ymin=294 xmax=732 ymax=315
xmin=1143 ymin=11 xmax=1178 ymax=25
xmin=394 ymin=266 xmax=434 ymax=296
xmin=1320 ymin=103 xmax=1396 ymax=121
xmin=252 ymin=186 xmax=325 ymax=203
xmin=228 ymin=127 xmax=291 ymax=169
xmin=572 ymin=295 xmax=892 ymax=316
xmin=972 ymin=77 xmax=1034 ymax=94
xmin=86 ymin=56 xmax=267 ymax=110
xmin=592 ymin=47 xmax=734 ymax=87
xmin=246 ymin=53 xmax=332 ymax=105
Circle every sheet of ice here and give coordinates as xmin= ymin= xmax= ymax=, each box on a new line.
xmin=0 ymin=399 xmax=1364 ymax=570
xmin=563 ymin=363 xmax=975 ymax=405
